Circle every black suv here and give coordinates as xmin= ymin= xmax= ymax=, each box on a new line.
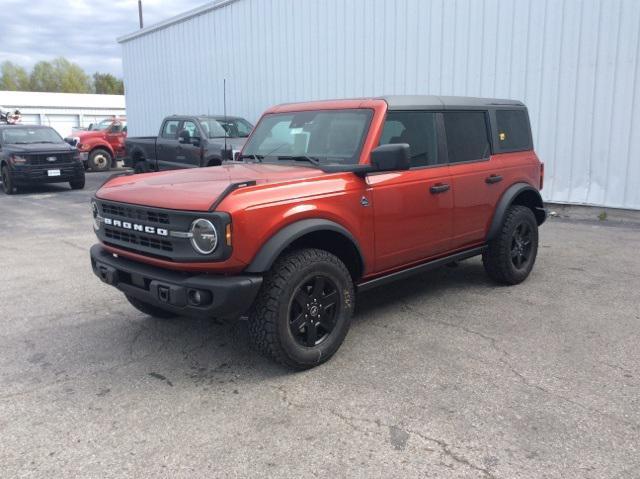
xmin=0 ymin=125 xmax=85 ymax=194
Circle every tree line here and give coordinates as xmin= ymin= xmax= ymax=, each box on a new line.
xmin=0 ymin=58 xmax=124 ymax=95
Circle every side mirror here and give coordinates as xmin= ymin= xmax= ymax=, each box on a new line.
xmin=178 ymin=129 xmax=191 ymax=144
xmin=370 ymin=143 xmax=410 ymax=172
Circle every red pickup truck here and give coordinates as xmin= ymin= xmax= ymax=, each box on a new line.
xmin=90 ymin=96 xmax=546 ymax=369
xmin=67 ymin=118 xmax=127 ymax=171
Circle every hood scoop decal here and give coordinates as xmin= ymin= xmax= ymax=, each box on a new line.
xmin=209 ymin=180 xmax=257 ymax=211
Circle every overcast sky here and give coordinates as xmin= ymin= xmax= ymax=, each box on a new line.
xmin=1 ymin=0 xmax=207 ymax=77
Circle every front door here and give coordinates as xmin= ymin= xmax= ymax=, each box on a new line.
xmin=369 ymin=111 xmax=453 ymax=273
xmin=176 ymin=120 xmax=203 ymax=168
xmin=156 ymin=119 xmax=181 ymax=170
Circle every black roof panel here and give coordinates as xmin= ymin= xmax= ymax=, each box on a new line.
xmin=380 ymin=95 xmax=526 ymax=110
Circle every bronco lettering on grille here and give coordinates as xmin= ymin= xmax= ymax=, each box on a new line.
xmin=103 ymin=217 xmax=168 ymax=237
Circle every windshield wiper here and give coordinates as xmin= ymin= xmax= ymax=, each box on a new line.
xmin=238 ymin=153 xmax=263 ymax=162
xmin=277 ymin=155 xmax=322 ymax=167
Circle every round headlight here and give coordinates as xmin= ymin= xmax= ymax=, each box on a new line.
xmin=190 ymin=219 xmax=218 ymax=254
xmin=91 ymin=201 xmax=100 ymax=230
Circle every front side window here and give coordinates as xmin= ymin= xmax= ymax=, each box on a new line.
xmin=161 ymin=120 xmax=180 ymax=139
xmin=182 ymin=121 xmax=199 ymax=138
xmin=199 ymin=118 xmax=253 ymax=139
xmin=242 ymin=109 xmax=373 ymax=166
xmin=443 ymin=111 xmax=490 ymax=163
xmin=495 ymin=109 xmax=531 ymax=152
xmin=379 ymin=111 xmax=439 ymax=167
xmin=2 ymin=127 xmax=64 ymax=144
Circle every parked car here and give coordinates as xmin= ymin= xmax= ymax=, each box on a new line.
xmin=65 ymin=118 xmax=127 ymax=172
xmin=124 ymin=115 xmax=253 ymax=173
xmin=90 ymin=95 xmax=546 ymax=369
xmin=1 ymin=125 xmax=84 ymax=194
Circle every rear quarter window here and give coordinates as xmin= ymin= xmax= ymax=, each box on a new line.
xmin=495 ymin=109 xmax=532 ymax=152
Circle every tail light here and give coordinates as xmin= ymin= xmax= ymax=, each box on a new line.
xmin=540 ymin=162 xmax=544 ymax=190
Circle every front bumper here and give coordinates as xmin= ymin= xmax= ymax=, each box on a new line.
xmin=90 ymin=244 xmax=263 ymax=319
xmin=12 ymin=164 xmax=84 ymax=185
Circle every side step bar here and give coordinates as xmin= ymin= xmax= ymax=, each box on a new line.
xmin=357 ymin=246 xmax=486 ymax=293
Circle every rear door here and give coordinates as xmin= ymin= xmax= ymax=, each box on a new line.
xmin=369 ymin=111 xmax=453 ymax=272
xmin=156 ymin=119 xmax=181 ymax=170
xmin=444 ymin=111 xmax=502 ymax=249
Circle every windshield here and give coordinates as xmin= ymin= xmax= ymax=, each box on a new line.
xmin=241 ymin=109 xmax=372 ymax=166
xmin=200 ymin=118 xmax=253 ymax=138
xmin=89 ymin=119 xmax=114 ymax=131
xmin=2 ymin=127 xmax=64 ymax=144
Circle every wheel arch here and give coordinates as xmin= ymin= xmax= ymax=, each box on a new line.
xmin=487 ymin=183 xmax=546 ymax=241
xmin=245 ymin=219 xmax=365 ymax=281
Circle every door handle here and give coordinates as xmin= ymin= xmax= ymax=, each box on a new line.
xmin=485 ymin=174 xmax=503 ymax=184
xmin=429 ymin=183 xmax=450 ymax=194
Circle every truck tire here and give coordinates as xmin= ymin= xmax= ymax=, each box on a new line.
xmin=125 ymin=294 xmax=177 ymax=319
xmin=248 ymin=248 xmax=355 ymax=370
xmin=89 ymin=148 xmax=112 ymax=172
xmin=134 ymin=161 xmax=149 ymax=174
xmin=69 ymin=176 xmax=85 ymax=190
xmin=483 ymin=205 xmax=539 ymax=285
xmin=1 ymin=165 xmax=16 ymax=194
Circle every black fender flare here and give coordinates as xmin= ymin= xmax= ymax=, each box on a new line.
xmin=487 ymin=183 xmax=545 ymax=241
xmin=245 ymin=218 xmax=364 ymax=274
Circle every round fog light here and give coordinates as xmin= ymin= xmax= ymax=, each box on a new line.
xmin=188 ymin=289 xmax=212 ymax=306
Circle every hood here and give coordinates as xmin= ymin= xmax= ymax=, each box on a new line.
xmin=73 ymin=130 xmax=105 ymax=141
xmin=6 ymin=142 xmax=74 ymax=154
xmin=96 ymin=162 xmax=327 ymax=211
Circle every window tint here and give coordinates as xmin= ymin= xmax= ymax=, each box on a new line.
xmin=162 ymin=120 xmax=180 ymax=139
xmin=495 ymin=109 xmax=531 ymax=152
xmin=379 ymin=111 xmax=438 ymax=167
xmin=443 ymin=111 xmax=490 ymax=163
xmin=182 ymin=121 xmax=198 ymax=137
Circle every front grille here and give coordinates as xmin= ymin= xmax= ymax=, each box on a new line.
xmin=101 ymin=202 xmax=170 ymax=225
xmin=104 ymin=227 xmax=173 ymax=252
xmin=26 ymin=153 xmax=75 ymax=165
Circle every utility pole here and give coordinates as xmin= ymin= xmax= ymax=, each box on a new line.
xmin=138 ymin=0 xmax=143 ymax=29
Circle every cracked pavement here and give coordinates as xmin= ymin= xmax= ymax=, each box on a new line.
xmin=1 ymin=172 xmax=639 ymax=478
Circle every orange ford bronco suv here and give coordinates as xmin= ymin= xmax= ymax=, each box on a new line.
xmin=90 ymin=96 xmax=546 ymax=369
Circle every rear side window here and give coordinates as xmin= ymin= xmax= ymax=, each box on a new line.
xmin=495 ymin=109 xmax=532 ymax=152
xmin=161 ymin=120 xmax=180 ymax=139
xmin=379 ymin=111 xmax=438 ymax=167
xmin=443 ymin=111 xmax=490 ymax=163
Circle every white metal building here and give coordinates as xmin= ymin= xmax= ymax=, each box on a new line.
xmin=0 ymin=91 xmax=126 ymax=138
xmin=118 ymin=0 xmax=640 ymax=210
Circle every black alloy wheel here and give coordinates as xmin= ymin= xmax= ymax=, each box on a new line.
xmin=289 ymin=275 xmax=339 ymax=347
xmin=511 ymin=222 xmax=533 ymax=270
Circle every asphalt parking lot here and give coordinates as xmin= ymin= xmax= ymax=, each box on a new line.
xmin=1 ymin=172 xmax=639 ymax=478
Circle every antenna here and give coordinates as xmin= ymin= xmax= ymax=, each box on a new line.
xmin=223 ymin=78 xmax=228 ymax=155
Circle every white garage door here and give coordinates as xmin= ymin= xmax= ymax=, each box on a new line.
xmin=43 ymin=114 xmax=79 ymax=138
xmin=20 ymin=114 xmax=40 ymax=125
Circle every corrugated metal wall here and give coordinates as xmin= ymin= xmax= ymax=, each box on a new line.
xmin=120 ymin=0 xmax=640 ymax=210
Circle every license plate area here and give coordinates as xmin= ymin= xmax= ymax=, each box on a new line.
xmin=47 ymin=169 xmax=61 ymax=177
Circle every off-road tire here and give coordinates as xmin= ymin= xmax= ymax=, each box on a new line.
xmin=69 ymin=177 xmax=85 ymax=190
xmin=248 ymin=248 xmax=355 ymax=370
xmin=133 ymin=160 xmax=149 ymax=174
xmin=1 ymin=165 xmax=16 ymax=194
xmin=125 ymin=294 xmax=176 ymax=319
xmin=483 ymin=205 xmax=539 ymax=285
xmin=89 ymin=148 xmax=112 ymax=172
